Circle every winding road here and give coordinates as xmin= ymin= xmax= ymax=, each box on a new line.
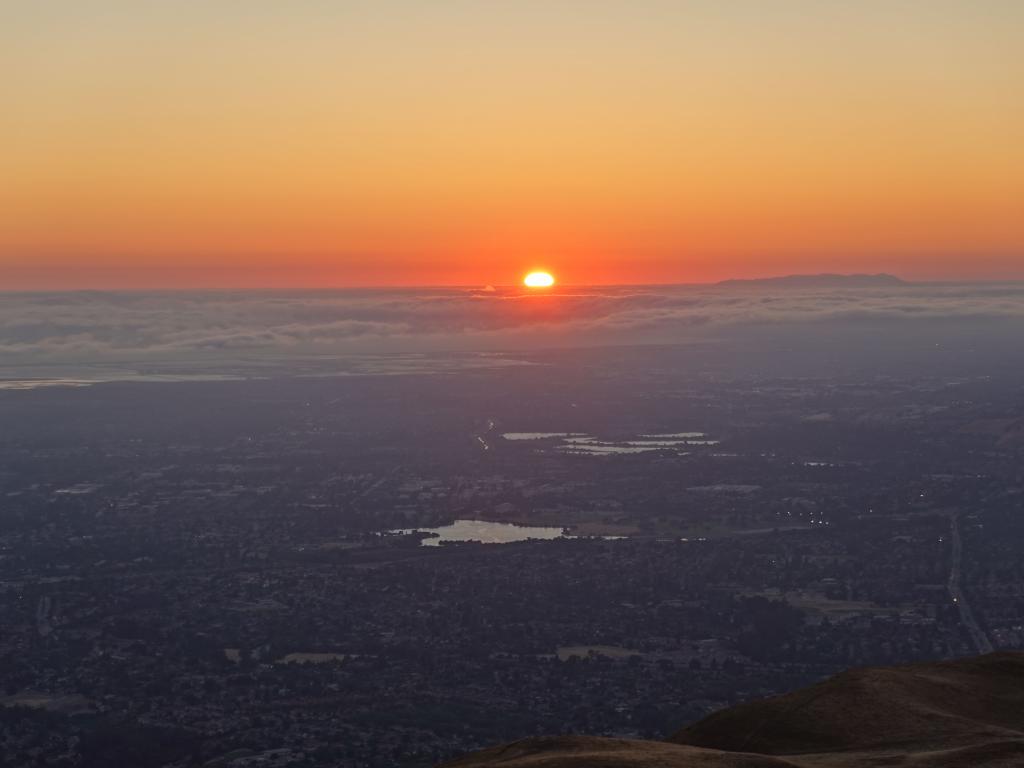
xmin=947 ymin=512 xmax=994 ymax=655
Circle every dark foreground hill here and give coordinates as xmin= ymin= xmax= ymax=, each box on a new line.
xmin=442 ymin=653 xmax=1024 ymax=768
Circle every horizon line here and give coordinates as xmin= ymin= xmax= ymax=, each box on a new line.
xmin=8 ymin=278 xmax=1024 ymax=294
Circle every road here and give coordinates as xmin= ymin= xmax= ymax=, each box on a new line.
xmin=947 ymin=512 xmax=994 ymax=655
xmin=36 ymin=595 xmax=53 ymax=637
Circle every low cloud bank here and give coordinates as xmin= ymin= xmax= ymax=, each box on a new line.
xmin=2 ymin=283 xmax=1023 ymax=364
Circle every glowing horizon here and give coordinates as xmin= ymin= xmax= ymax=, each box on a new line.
xmin=2 ymin=2 xmax=1023 ymax=290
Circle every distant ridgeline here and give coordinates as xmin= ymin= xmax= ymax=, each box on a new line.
xmin=717 ymin=273 xmax=907 ymax=288
xmin=443 ymin=652 xmax=1024 ymax=767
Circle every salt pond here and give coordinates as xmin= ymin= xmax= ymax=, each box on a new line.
xmin=500 ymin=431 xmax=718 ymax=455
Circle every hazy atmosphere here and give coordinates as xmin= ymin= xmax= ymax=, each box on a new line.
xmin=3 ymin=4 xmax=1024 ymax=768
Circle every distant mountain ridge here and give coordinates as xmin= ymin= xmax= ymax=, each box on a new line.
xmin=717 ymin=273 xmax=906 ymax=288
xmin=442 ymin=652 xmax=1024 ymax=767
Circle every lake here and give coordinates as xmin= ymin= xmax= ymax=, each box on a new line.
xmin=390 ymin=519 xmax=569 ymax=546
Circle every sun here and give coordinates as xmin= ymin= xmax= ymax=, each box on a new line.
xmin=523 ymin=271 xmax=555 ymax=288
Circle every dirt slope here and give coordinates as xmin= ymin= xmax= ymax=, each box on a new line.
xmin=443 ymin=653 xmax=1024 ymax=768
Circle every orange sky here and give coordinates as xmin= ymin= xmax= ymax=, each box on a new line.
xmin=2 ymin=1 xmax=1022 ymax=289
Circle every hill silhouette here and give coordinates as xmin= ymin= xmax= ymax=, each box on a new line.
xmin=443 ymin=653 xmax=1024 ymax=767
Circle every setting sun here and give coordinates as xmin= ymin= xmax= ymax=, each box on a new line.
xmin=524 ymin=271 xmax=556 ymax=288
